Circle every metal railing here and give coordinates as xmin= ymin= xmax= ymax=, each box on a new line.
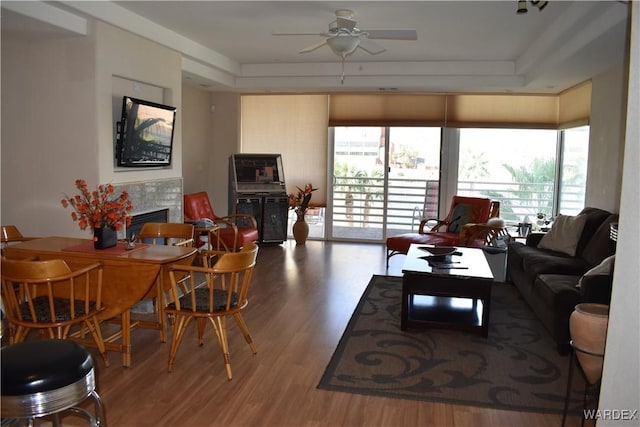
xmin=330 ymin=176 xmax=585 ymax=239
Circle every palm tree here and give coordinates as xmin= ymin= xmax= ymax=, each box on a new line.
xmin=333 ymin=162 xmax=360 ymax=221
xmin=501 ymin=157 xmax=556 ymax=217
xmin=356 ymin=169 xmax=384 ymax=226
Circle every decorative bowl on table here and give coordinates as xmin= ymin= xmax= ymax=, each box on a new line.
xmin=418 ymin=246 xmax=457 ymax=257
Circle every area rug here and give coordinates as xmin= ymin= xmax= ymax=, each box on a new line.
xmin=318 ymin=275 xmax=584 ymax=414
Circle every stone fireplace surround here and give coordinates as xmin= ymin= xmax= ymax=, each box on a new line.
xmin=114 ymin=178 xmax=183 ymax=239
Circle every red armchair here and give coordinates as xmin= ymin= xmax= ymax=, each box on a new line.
xmin=183 ymin=192 xmax=259 ymax=252
xmin=386 ymin=196 xmax=502 ymax=266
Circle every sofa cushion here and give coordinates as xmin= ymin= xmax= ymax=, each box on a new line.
xmin=520 ymin=246 xmax=591 ymax=276
xmin=534 ymin=274 xmax=583 ymax=311
xmin=447 ymin=203 xmax=473 ymax=233
xmin=578 ymin=274 xmax=614 ymax=304
xmin=574 ymin=207 xmax=613 ymax=257
xmin=577 ymin=255 xmax=615 ymax=288
xmin=538 ymin=214 xmax=587 ymax=256
xmin=581 ymin=214 xmax=618 ymax=266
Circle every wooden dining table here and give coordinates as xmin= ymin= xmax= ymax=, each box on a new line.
xmin=4 ymin=236 xmax=198 ymax=367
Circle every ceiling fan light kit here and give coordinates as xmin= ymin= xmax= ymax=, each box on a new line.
xmin=326 ymin=35 xmax=360 ymax=57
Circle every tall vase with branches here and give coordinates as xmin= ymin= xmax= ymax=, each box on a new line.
xmin=61 ymin=179 xmax=133 ymax=249
xmin=288 ymin=183 xmax=317 ymax=244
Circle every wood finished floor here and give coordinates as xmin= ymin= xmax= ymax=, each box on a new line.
xmin=80 ymin=241 xmax=582 ymax=426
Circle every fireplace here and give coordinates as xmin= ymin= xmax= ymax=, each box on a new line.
xmin=126 ymin=208 xmax=169 ymax=240
xmin=114 ymin=177 xmax=183 ymax=240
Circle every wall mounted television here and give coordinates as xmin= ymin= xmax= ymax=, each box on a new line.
xmin=116 ymin=96 xmax=176 ymax=167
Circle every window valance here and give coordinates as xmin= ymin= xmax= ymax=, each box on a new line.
xmin=328 ymin=82 xmax=591 ymax=129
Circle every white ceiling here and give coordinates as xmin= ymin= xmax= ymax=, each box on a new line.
xmin=1 ymin=1 xmax=630 ymax=94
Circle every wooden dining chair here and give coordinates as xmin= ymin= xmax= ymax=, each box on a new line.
xmin=165 ymin=242 xmax=259 ymax=380
xmin=0 ymin=258 xmax=109 ymax=367
xmin=135 ymin=222 xmax=196 ymax=341
xmin=1 ymin=225 xmax=36 ymax=253
xmin=137 ymin=222 xmax=195 ymax=247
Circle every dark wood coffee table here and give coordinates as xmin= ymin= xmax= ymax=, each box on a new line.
xmin=401 ymin=244 xmax=495 ymax=337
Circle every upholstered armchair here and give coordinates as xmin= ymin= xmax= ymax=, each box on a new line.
xmin=183 ymin=192 xmax=259 ymax=252
xmin=386 ymin=195 xmax=502 ymax=266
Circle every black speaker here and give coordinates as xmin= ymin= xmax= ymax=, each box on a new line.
xmin=261 ymin=196 xmax=288 ymax=243
xmin=235 ymin=197 xmax=261 ymax=230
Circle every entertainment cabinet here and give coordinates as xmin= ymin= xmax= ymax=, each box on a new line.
xmin=228 ymin=154 xmax=288 ymax=244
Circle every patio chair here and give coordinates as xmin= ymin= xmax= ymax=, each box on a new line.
xmin=386 ymin=195 xmax=502 ymax=266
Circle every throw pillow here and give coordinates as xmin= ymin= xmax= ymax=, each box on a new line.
xmin=487 ymin=217 xmax=505 ymax=227
xmin=577 ymin=255 xmax=616 ymax=289
xmin=537 ymin=214 xmax=587 ymax=256
xmin=447 ymin=203 xmax=473 ymax=233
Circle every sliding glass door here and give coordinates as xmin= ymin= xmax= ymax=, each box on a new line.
xmin=329 ymin=127 xmax=441 ymax=241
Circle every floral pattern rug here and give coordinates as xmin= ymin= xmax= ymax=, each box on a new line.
xmin=318 ymin=275 xmax=587 ymax=413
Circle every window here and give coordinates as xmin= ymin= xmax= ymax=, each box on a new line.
xmin=458 ymin=127 xmax=589 ymax=223
xmin=558 ymin=126 xmax=589 ymax=215
xmin=330 ymin=127 xmax=442 ymax=241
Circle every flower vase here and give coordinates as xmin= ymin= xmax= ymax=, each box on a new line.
xmin=94 ymin=226 xmax=117 ymax=249
xmin=569 ymin=303 xmax=609 ymax=384
xmin=292 ymin=212 xmax=309 ymax=245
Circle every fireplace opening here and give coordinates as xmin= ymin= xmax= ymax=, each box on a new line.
xmin=126 ymin=208 xmax=169 ymax=241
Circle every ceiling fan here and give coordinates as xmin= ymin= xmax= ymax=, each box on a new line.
xmin=273 ymin=9 xmax=418 ymax=58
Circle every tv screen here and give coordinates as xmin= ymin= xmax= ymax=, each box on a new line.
xmin=116 ymin=96 xmax=176 ymax=167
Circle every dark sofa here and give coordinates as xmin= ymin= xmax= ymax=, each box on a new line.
xmin=507 ymin=207 xmax=617 ymax=354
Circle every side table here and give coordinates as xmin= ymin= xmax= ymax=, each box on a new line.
xmin=482 ymin=246 xmax=507 ymax=282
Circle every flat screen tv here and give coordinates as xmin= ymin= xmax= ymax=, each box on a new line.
xmin=116 ymin=96 xmax=176 ymax=167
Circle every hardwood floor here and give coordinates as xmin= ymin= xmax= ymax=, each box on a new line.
xmin=74 ymin=241 xmax=581 ymax=426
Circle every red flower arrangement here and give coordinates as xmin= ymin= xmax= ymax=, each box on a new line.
xmin=288 ymin=183 xmax=318 ymax=218
xmin=61 ymin=179 xmax=133 ymax=231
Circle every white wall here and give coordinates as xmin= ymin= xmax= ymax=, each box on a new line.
xmin=599 ymin=3 xmax=640 ymax=423
xmin=587 ymin=64 xmax=627 ymax=212
xmin=94 ymin=21 xmax=182 ymax=185
xmin=182 ymin=85 xmax=213 ymax=196
xmin=1 ymin=21 xmax=183 ymax=238
xmin=180 ymin=89 xmax=240 ymax=217
xmin=209 ymin=92 xmax=240 ymax=216
xmin=1 ymin=32 xmax=98 ymax=238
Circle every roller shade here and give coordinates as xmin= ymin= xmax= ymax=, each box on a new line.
xmin=329 ymin=94 xmax=446 ymax=126
xmin=558 ymin=81 xmax=592 ymax=129
xmin=328 ymin=85 xmax=591 ymax=129
xmin=445 ymin=94 xmax=559 ymax=129
xmin=241 ymin=94 xmax=329 ymax=206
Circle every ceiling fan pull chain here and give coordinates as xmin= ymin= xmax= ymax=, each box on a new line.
xmin=341 ymin=54 xmax=346 ymax=84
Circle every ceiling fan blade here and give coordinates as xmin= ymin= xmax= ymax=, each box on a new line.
xmin=363 ymin=29 xmax=417 ymax=40
xmin=336 ymin=16 xmax=357 ymax=31
xmin=299 ymin=40 xmax=328 ymax=54
xmin=272 ymin=32 xmax=327 ymax=37
xmin=358 ymin=38 xmax=386 ymax=55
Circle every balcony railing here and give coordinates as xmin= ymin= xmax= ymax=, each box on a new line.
xmin=330 ymin=176 xmax=585 ymax=240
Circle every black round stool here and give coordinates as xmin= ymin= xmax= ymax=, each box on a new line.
xmin=1 ymin=340 xmax=104 ymax=426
